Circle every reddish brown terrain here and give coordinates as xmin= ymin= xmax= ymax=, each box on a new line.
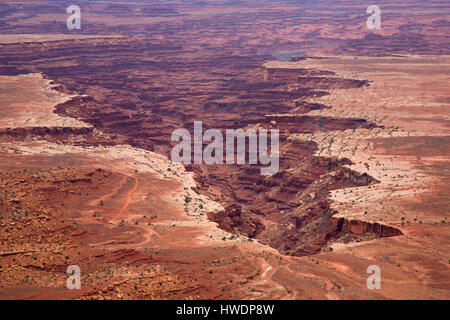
xmin=0 ymin=0 xmax=448 ymax=299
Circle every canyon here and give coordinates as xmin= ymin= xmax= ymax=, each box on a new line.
xmin=0 ymin=0 xmax=448 ymax=299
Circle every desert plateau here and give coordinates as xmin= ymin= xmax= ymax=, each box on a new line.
xmin=0 ymin=0 xmax=448 ymax=300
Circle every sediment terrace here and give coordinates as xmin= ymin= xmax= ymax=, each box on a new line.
xmin=0 ymin=0 xmax=448 ymax=299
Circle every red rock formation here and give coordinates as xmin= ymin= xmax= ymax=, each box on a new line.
xmin=331 ymin=217 xmax=403 ymax=238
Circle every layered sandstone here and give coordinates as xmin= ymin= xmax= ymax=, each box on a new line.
xmin=0 ymin=0 xmax=448 ymax=300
